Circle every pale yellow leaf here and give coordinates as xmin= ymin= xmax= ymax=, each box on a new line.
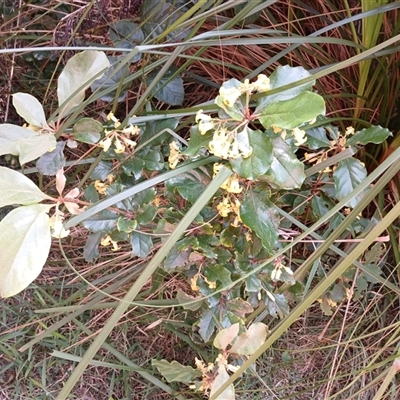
xmin=0 ymin=204 xmax=53 ymax=297
xmin=230 ymin=322 xmax=268 ymax=356
xmin=0 ymin=166 xmax=53 ymax=207
xmin=213 ymin=323 xmax=239 ymax=351
xmin=209 ymin=365 xmax=235 ymax=400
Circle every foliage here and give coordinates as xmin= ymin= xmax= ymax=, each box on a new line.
xmin=1 ymin=1 xmax=400 ymax=399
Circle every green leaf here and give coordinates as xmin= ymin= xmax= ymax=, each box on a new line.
xmin=90 ymin=161 xmax=113 ymax=181
xmin=176 ymin=289 xmax=203 ymax=311
xmin=146 ymin=66 xmax=184 ymax=106
xmin=141 ymin=0 xmax=190 ymax=41
xmin=256 ymin=65 xmax=314 ymax=112
xmin=264 ymin=293 xmax=290 ymax=318
xmin=346 ymin=125 xmax=392 ymax=146
xmin=164 ymin=244 xmax=191 ymax=272
xmin=305 ymin=126 xmax=331 ymax=149
xmin=210 ymin=365 xmax=235 ymax=400
xmin=121 ymin=157 xmax=144 ymax=179
xmin=263 ymin=136 xmax=306 ymax=189
xmin=288 ymin=281 xmax=305 ymax=296
xmin=220 ymin=226 xmax=240 ymax=248
xmin=230 ymin=129 xmax=273 ymax=180
xmin=240 ymin=189 xmax=279 ymax=252
xmin=227 ymin=298 xmax=254 ymax=319
xmin=132 ymin=188 xmax=156 ymax=206
xmin=330 ymin=281 xmax=348 ymax=303
xmin=152 ymin=359 xmax=202 ymax=384
xmin=83 ymin=232 xmax=102 ymax=262
xmin=258 ymin=91 xmax=325 ymax=130
xmin=109 ymin=21 xmax=143 ymax=60
xmin=204 ymin=264 xmax=233 ymax=289
xmin=136 ymin=205 xmax=157 ymax=225
xmin=0 ymin=124 xmax=34 ymax=156
xmin=130 ymin=231 xmax=153 ymax=259
xmin=12 ymin=93 xmax=48 ymax=128
xmin=91 ymin=56 xmax=130 ymax=102
xmin=82 ymin=210 xmax=118 ymax=233
xmin=19 ymin=134 xmax=57 ymax=165
xmin=141 ymin=118 xmax=178 ymax=147
xmin=0 ymin=204 xmax=52 ymax=297
xmin=166 ymin=170 xmax=210 ymax=204
xmin=0 ymin=166 xmax=52 ymax=207
xmin=57 ymin=51 xmax=110 ymax=117
xmin=117 ymin=217 xmax=137 ymax=233
xmin=364 ymin=242 xmax=386 ymax=267
xmin=213 ymin=248 xmax=232 ymax=264
xmin=198 ymin=309 xmax=217 ymax=342
xmin=311 ymin=194 xmax=335 ymax=219
xmin=72 ymin=118 xmax=103 ymax=144
xmin=244 ymin=274 xmax=261 ymax=293
xmin=333 ymin=157 xmax=368 ymax=208
xmin=136 ymin=148 xmax=164 ymax=171
xmin=353 ymin=275 xmax=368 ymax=300
xmin=230 ymin=322 xmax=268 ymax=356
xmin=36 ymin=141 xmax=66 ymax=176
xmin=213 ymin=323 xmax=239 ymax=351
xmin=183 ymin=125 xmax=213 ymax=157
xmin=84 ymin=184 xmax=99 ymax=203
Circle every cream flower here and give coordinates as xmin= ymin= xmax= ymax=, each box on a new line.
xmin=218 ymin=86 xmax=242 ymax=107
xmin=107 ymin=111 xmax=121 ymax=128
xmin=122 ymin=124 xmax=140 ymax=135
xmin=101 ymin=234 xmax=120 ymax=251
xmin=292 ymin=127 xmax=307 ymax=146
xmin=228 ymin=138 xmax=240 ymax=159
xmin=217 ymin=196 xmax=233 ymax=217
xmin=114 ymin=137 xmax=125 ymax=153
xmin=239 ymin=78 xmax=254 ymax=93
xmin=124 ymin=138 xmax=137 ymax=148
xmin=220 ymin=174 xmax=242 ymax=194
xmin=254 ymin=74 xmax=271 ymax=92
xmin=199 ymin=120 xmax=214 ymax=135
xmin=196 ymin=110 xmax=215 ymax=135
xmin=195 ymin=109 xmax=212 ymax=123
xmin=209 ymin=129 xmax=231 ymax=159
xmin=99 ymin=137 xmax=113 ymax=152
xmin=168 ymin=141 xmax=182 ymax=169
xmin=94 ymin=180 xmax=108 ymax=195
xmin=345 ymin=126 xmax=355 ymax=136
xmin=213 ymin=163 xmax=223 ymax=177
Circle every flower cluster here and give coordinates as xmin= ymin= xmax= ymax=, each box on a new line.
xmin=213 ymin=164 xmax=242 ymax=194
xmin=194 ymin=74 xmax=272 ymax=160
xmin=94 ymin=174 xmax=115 ymax=195
xmin=213 ymin=164 xmax=243 ymax=226
xmin=217 ymin=74 xmax=271 ymax=108
xmin=99 ymin=112 xmax=139 ymax=154
xmin=195 ymin=111 xmax=252 ymax=160
xmin=168 ymin=141 xmax=185 ymax=169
